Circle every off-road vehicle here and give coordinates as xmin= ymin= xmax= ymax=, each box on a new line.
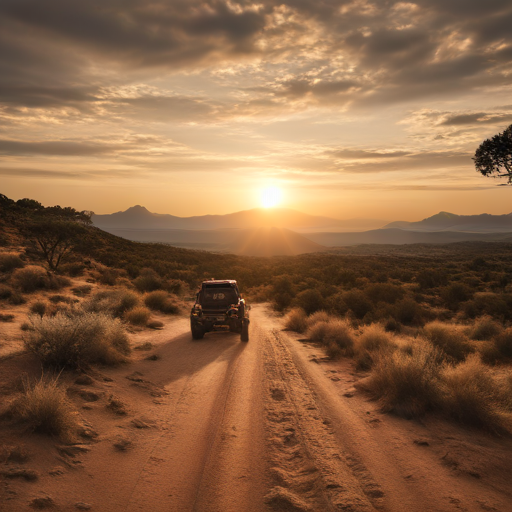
xmin=190 ymin=280 xmax=250 ymax=341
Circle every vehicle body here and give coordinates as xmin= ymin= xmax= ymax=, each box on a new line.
xmin=190 ymin=279 xmax=250 ymax=341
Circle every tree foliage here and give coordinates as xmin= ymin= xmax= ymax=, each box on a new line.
xmin=473 ymin=124 xmax=512 ymax=184
xmin=23 ymin=220 xmax=87 ymax=270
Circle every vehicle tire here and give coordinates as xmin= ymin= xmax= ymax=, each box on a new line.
xmin=241 ymin=321 xmax=249 ymax=342
xmin=191 ymin=323 xmax=204 ymax=340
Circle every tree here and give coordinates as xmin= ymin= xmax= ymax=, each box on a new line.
xmin=23 ymin=219 xmax=87 ymax=270
xmin=473 ymin=124 xmax=512 ymax=184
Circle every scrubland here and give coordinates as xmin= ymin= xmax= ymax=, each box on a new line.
xmin=1 ymin=196 xmax=512 ymax=437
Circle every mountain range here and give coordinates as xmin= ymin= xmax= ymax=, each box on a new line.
xmin=92 ymin=206 xmax=383 ymax=232
xmin=92 ymin=206 xmax=512 ymax=256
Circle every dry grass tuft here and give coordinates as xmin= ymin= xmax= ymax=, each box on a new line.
xmin=124 ymin=306 xmax=151 ymax=326
xmin=468 ymin=316 xmax=503 ymax=341
xmin=84 ymin=288 xmax=139 ymax=318
xmin=441 ymin=355 xmax=512 ymax=434
xmin=422 ymin=321 xmax=473 ymax=362
xmin=283 ymin=307 xmax=308 ymax=333
xmin=323 ymin=319 xmax=355 ymax=356
xmin=360 ymin=340 xmax=443 ymax=418
xmin=10 ymin=376 xmax=79 ymax=441
xmin=0 ymin=252 xmax=24 ymax=272
xmin=307 ymin=320 xmax=330 ymax=342
xmin=11 ymin=266 xmax=70 ymax=293
xmin=481 ymin=327 xmax=512 ymax=365
xmin=355 ymin=323 xmax=396 ymax=370
xmin=144 ymin=290 xmax=180 ymax=314
xmin=25 ymin=310 xmax=130 ymax=369
xmin=307 ymin=310 xmax=330 ymax=328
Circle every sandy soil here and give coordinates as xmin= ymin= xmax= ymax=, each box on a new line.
xmin=1 ymin=304 xmax=512 ymax=511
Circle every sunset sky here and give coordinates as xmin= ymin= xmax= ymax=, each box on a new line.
xmin=1 ymin=0 xmax=512 ymax=221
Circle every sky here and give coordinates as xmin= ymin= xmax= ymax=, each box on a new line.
xmin=1 ymin=0 xmax=512 ymax=221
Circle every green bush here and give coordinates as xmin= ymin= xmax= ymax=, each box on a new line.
xmin=341 ymin=289 xmax=372 ymax=319
xmin=25 ymin=310 xmax=130 ymax=369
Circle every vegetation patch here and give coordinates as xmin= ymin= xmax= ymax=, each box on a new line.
xmin=9 ymin=376 xmax=80 ymax=442
xmin=24 ymin=310 xmax=131 ymax=369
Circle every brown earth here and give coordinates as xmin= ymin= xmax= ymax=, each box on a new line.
xmin=1 ymin=304 xmax=512 ymax=512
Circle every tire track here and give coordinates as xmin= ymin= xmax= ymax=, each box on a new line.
xmin=263 ymin=328 xmax=383 ymax=512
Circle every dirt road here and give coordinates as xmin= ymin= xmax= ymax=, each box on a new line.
xmin=2 ymin=305 xmax=512 ymax=511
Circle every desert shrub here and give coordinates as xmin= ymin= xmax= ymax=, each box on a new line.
xmin=468 ymin=316 xmax=503 ymax=341
xmin=72 ymin=285 xmax=92 ymax=297
xmin=294 ymin=289 xmax=324 ymax=315
xmin=307 ymin=310 xmax=330 ymax=328
xmin=392 ymin=298 xmax=426 ymax=326
xmin=354 ymin=323 xmax=396 ymax=370
xmin=416 ymin=269 xmax=447 ymax=290
xmin=10 ymin=376 xmax=79 ymax=441
xmin=441 ymin=283 xmax=473 ymax=309
xmin=365 ymin=283 xmax=404 ymax=304
xmin=358 ymin=324 xmax=395 ymax=352
xmin=166 ymin=279 xmax=186 ymax=295
xmin=29 ymin=301 xmax=48 ymax=318
xmin=0 ymin=313 xmax=14 ymax=322
xmin=98 ymin=268 xmax=120 ymax=286
xmin=58 ymin=262 xmax=85 ymax=277
xmin=0 ymin=283 xmax=13 ymax=299
xmin=361 ymin=340 xmax=443 ymax=417
xmin=144 ymin=290 xmax=180 ymax=314
xmin=323 ymin=319 xmax=355 ymax=356
xmin=441 ymin=355 xmax=512 ymax=434
xmin=463 ymin=292 xmax=512 ymax=322
xmin=124 ymin=306 xmax=151 ymax=326
xmin=9 ymin=291 xmax=26 ymax=305
xmin=481 ymin=328 xmax=512 ymax=364
xmin=11 ymin=265 xmax=48 ymax=292
xmin=10 ymin=266 xmax=70 ymax=293
xmin=49 ymin=294 xmax=74 ymax=304
xmin=84 ymin=288 xmax=139 ymax=318
xmin=422 ymin=322 xmax=473 ymax=362
xmin=307 ymin=320 xmax=330 ymax=342
xmin=0 ymin=252 xmax=24 ymax=272
xmin=133 ymin=268 xmax=163 ymax=292
xmin=25 ymin=311 xmax=130 ymax=369
xmin=341 ymin=289 xmax=373 ymax=319
xmin=284 ymin=308 xmax=308 ymax=333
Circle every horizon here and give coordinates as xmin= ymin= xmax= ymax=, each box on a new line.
xmin=1 ymin=1 xmax=512 ymax=220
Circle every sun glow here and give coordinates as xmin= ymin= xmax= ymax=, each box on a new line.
xmin=261 ymin=187 xmax=282 ymax=208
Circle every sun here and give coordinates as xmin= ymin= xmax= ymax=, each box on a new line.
xmin=261 ymin=187 xmax=282 ymax=208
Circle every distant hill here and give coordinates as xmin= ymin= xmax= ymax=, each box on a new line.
xmin=101 ymin=226 xmax=325 ymax=256
xmin=304 ymin=228 xmax=512 ymax=246
xmin=384 ymin=211 xmax=512 ymax=232
xmin=93 ymin=206 xmax=383 ymax=231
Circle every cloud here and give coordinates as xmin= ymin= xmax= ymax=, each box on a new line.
xmin=0 ymin=139 xmax=125 ymax=156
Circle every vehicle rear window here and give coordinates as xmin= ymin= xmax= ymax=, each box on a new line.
xmin=200 ymin=287 xmax=238 ymax=306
